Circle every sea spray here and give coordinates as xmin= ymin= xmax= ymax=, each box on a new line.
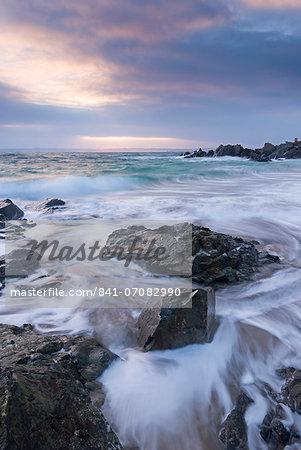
xmin=100 ymin=321 xmax=237 ymax=449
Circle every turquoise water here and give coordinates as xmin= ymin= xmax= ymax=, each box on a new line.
xmin=1 ymin=151 xmax=301 ymax=203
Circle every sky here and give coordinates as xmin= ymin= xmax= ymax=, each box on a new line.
xmin=0 ymin=0 xmax=301 ymax=150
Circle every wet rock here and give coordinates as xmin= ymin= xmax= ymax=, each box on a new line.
xmin=184 ymin=148 xmax=207 ymax=158
xmin=0 ymin=323 xmax=121 ymax=450
xmin=277 ymin=367 xmax=301 ymax=415
xmin=215 ymin=144 xmax=252 ymax=158
xmin=105 ymin=222 xmax=192 ymax=277
xmin=0 ymin=199 xmax=24 ymax=221
xmin=137 ymin=287 xmax=215 ymax=350
xmin=260 ymin=405 xmax=291 ymax=449
xmin=259 ymin=252 xmax=280 ymax=264
xmin=250 ymin=152 xmax=272 ymax=162
xmin=219 ymin=391 xmax=254 ymax=450
xmin=106 ymin=223 xmax=279 ymax=288
xmin=192 ymin=225 xmax=278 ymax=288
xmin=0 ymin=255 xmax=4 ymax=291
xmin=262 ymin=142 xmax=276 ymax=154
xmin=29 ymin=198 xmax=66 ymax=213
xmin=5 ymin=247 xmax=41 ymax=279
xmin=182 ymin=141 xmax=301 ymax=161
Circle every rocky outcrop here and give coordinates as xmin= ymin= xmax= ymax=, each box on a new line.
xmin=0 ymin=199 xmax=24 ymax=221
xmin=0 ymin=323 xmax=121 ymax=450
xmin=216 ymin=144 xmax=253 ymax=158
xmin=183 ymin=144 xmax=252 ymax=159
xmin=258 ymin=367 xmax=301 ymax=448
xmin=219 ymin=392 xmax=253 ymax=450
xmin=0 ymin=199 xmax=25 ymax=292
xmin=105 ymin=223 xmax=279 ymax=288
xmin=183 ymin=141 xmax=301 ymax=162
xmin=137 ymin=288 xmax=215 ymax=350
xmin=192 ymin=225 xmax=279 ymax=288
xmin=181 ymin=148 xmax=207 ymax=158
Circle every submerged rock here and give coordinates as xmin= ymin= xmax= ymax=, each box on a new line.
xmin=260 ymin=405 xmax=292 ymax=449
xmin=277 ymin=367 xmax=301 ymax=415
xmin=0 ymin=323 xmax=121 ymax=449
xmin=29 ymin=198 xmax=66 ymax=213
xmin=0 ymin=199 xmax=24 ymax=221
xmin=219 ymin=392 xmax=254 ymax=450
xmin=137 ymin=287 xmax=215 ymax=350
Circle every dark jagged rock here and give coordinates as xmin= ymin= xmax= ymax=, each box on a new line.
xmin=215 ymin=144 xmax=252 ymax=158
xmin=183 ymin=141 xmax=301 ymax=161
xmin=219 ymin=392 xmax=254 ymax=450
xmin=0 ymin=323 xmax=121 ymax=450
xmin=277 ymin=367 xmax=301 ymax=415
xmin=184 ymin=144 xmax=253 ymax=159
xmin=137 ymin=287 xmax=215 ymax=350
xmin=260 ymin=405 xmax=291 ymax=449
xmin=183 ymin=148 xmax=207 ymax=158
xmin=250 ymin=151 xmax=272 ymax=162
xmin=0 ymin=199 xmax=24 ymax=221
xmin=192 ymin=225 xmax=279 ymax=288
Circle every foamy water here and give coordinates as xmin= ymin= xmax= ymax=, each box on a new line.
xmin=1 ymin=151 xmax=301 ymax=448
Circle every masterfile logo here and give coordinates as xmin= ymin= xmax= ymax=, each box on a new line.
xmin=5 ymin=219 xmax=192 ymax=309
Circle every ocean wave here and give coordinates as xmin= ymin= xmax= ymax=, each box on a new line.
xmin=0 ymin=175 xmax=148 ymax=201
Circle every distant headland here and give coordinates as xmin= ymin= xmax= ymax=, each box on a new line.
xmin=182 ymin=139 xmax=301 ymax=162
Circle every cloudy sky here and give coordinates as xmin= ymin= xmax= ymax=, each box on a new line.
xmin=0 ymin=0 xmax=301 ymax=150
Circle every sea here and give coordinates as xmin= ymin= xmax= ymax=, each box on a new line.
xmin=1 ymin=151 xmax=301 ymax=449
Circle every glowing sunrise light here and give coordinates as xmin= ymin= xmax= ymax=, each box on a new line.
xmin=0 ymin=25 xmax=127 ymax=108
xmin=78 ymin=136 xmax=199 ymax=149
xmin=80 ymin=136 xmax=184 ymax=142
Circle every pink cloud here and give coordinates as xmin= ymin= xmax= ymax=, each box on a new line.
xmin=239 ymin=0 xmax=301 ymax=9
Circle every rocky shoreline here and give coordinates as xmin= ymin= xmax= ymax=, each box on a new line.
xmin=182 ymin=140 xmax=301 ymax=162
xmin=0 ymin=198 xmax=300 ymax=449
xmin=0 ymin=323 xmax=122 ymax=450
xmin=0 ymin=322 xmax=300 ymax=449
